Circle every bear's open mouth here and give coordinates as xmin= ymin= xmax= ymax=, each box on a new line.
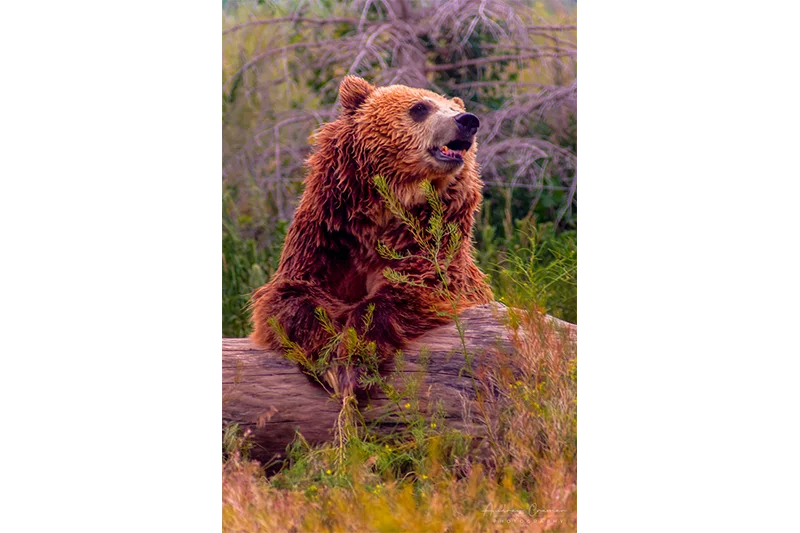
xmin=430 ymin=139 xmax=472 ymax=164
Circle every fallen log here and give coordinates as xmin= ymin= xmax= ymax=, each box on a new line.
xmin=222 ymin=302 xmax=576 ymax=466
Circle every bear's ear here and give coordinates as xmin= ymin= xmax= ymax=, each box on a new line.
xmin=453 ymin=97 xmax=465 ymax=109
xmin=339 ymin=76 xmax=375 ymax=114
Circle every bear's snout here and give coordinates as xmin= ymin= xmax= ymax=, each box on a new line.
xmin=428 ymin=111 xmax=479 ymax=166
xmin=454 ymin=113 xmax=480 ymax=137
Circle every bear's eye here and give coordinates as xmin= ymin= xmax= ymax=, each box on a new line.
xmin=409 ymin=101 xmax=432 ymax=122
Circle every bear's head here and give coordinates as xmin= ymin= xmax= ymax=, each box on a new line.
xmin=335 ymin=76 xmax=481 ymax=202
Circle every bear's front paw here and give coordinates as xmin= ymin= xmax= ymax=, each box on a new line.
xmin=344 ymin=301 xmax=403 ymax=355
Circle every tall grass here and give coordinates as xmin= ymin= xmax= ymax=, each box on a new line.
xmin=477 ymin=214 xmax=577 ymax=324
xmin=223 ymin=193 xmax=286 ymax=337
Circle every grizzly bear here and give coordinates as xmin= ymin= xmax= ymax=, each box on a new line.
xmin=250 ymin=76 xmax=493 ymax=394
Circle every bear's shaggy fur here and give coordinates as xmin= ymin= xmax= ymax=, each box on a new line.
xmin=250 ymin=76 xmax=493 ymax=391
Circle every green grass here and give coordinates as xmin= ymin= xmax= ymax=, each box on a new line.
xmin=478 ymin=216 xmax=577 ymax=325
xmin=222 ymin=197 xmax=286 ymax=337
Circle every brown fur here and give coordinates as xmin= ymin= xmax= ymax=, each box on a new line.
xmin=250 ymin=76 xmax=493 ymax=390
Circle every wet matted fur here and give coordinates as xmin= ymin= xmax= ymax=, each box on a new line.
xmin=250 ymin=76 xmax=493 ymax=392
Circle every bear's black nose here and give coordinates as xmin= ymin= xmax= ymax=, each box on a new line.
xmin=454 ymin=113 xmax=480 ymax=136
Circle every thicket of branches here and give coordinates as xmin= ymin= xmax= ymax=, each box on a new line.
xmin=222 ymin=0 xmax=577 ymax=241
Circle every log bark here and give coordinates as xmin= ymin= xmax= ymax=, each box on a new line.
xmin=222 ymin=303 xmax=576 ymax=466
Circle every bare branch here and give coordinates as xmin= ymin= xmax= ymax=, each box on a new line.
xmin=526 ymin=25 xmax=576 ymax=31
xmin=425 ymin=53 xmax=576 ymax=72
xmin=225 ymin=38 xmax=344 ymax=92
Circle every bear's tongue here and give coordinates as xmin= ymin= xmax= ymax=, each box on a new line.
xmin=440 ymin=145 xmax=464 ymax=159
